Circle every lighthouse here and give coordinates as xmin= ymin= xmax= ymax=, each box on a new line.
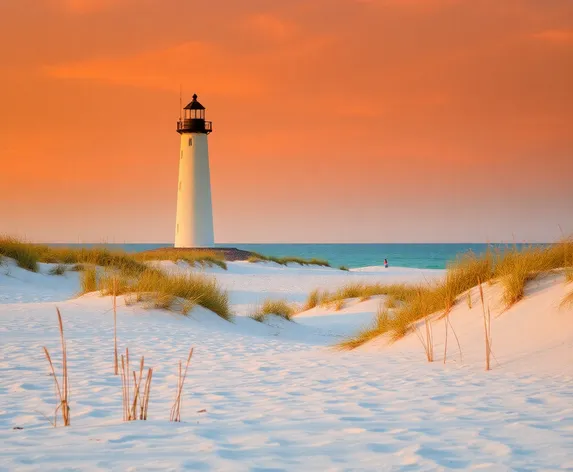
xmin=174 ymin=94 xmax=215 ymax=248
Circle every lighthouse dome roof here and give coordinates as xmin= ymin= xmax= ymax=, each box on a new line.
xmin=184 ymin=94 xmax=205 ymax=110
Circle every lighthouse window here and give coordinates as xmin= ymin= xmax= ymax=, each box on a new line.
xmin=188 ymin=138 xmax=193 ymax=146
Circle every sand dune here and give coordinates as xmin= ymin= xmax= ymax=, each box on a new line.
xmin=1 ymin=258 xmax=572 ymax=470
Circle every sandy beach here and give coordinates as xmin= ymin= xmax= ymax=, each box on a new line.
xmin=1 ymin=258 xmax=572 ymax=471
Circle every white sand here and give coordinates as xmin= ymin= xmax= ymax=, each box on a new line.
xmin=1 ymin=258 xmax=572 ymax=471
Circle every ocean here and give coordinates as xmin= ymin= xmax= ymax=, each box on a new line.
xmin=45 ymin=243 xmax=546 ymax=270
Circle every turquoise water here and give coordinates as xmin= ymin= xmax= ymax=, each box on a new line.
xmin=45 ymin=243 xmax=547 ymax=270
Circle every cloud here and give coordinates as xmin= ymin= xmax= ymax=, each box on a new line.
xmin=532 ymin=29 xmax=573 ymax=44
xmin=45 ymin=41 xmax=266 ymax=97
xmin=53 ymin=0 xmax=123 ymax=14
xmin=243 ymin=13 xmax=296 ymax=42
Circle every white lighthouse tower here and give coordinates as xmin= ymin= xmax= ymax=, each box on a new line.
xmin=174 ymin=94 xmax=215 ymax=248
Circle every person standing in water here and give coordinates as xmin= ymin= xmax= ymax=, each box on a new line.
xmin=384 ymin=258 xmax=389 ymax=268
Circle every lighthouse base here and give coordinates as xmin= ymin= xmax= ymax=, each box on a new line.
xmin=139 ymin=247 xmax=254 ymax=262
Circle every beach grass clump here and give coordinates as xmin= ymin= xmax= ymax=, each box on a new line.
xmin=0 ymin=236 xmax=39 ymax=272
xmin=302 ymin=288 xmax=327 ymax=311
xmin=339 ymin=265 xmax=349 ymax=271
xmin=134 ymin=249 xmax=227 ymax=270
xmin=0 ymin=237 xmax=148 ymax=274
xmin=337 ymin=308 xmax=392 ymax=350
xmin=436 ymin=250 xmax=493 ymax=313
xmin=250 ymin=298 xmax=296 ymax=323
xmin=492 ymin=239 xmax=573 ymax=307
xmin=48 ymin=264 xmax=67 ymax=276
xmin=314 ymin=282 xmax=419 ymax=308
xmin=248 ymin=252 xmax=330 ymax=267
xmin=80 ymin=266 xmax=98 ymax=294
xmin=85 ymin=267 xmax=232 ymax=321
xmin=120 ymin=349 xmax=153 ymax=421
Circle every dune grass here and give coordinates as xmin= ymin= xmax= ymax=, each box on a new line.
xmin=81 ymin=266 xmax=232 ymax=321
xmin=337 ymin=308 xmax=393 ymax=350
xmin=80 ymin=266 xmax=98 ymax=293
xmin=339 ymin=266 xmax=349 ymax=271
xmin=134 ymin=249 xmax=227 ymax=270
xmin=248 ymin=252 xmax=330 ymax=267
xmin=336 ymin=240 xmax=573 ymax=350
xmin=0 ymin=237 xmax=148 ymax=273
xmin=561 ymin=289 xmax=573 ymax=308
xmin=250 ymin=298 xmax=296 ymax=323
xmin=0 ymin=237 xmax=230 ymax=277
xmin=306 ymin=282 xmax=420 ymax=309
xmin=48 ymin=264 xmax=67 ymax=276
xmin=0 ymin=237 xmax=40 ymax=271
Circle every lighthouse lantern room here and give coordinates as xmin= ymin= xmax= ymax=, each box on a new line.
xmin=174 ymin=94 xmax=215 ymax=248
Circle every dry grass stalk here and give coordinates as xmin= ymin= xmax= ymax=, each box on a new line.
xmin=334 ymin=299 xmax=345 ymax=311
xmin=467 ymin=291 xmax=472 ymax=309
xmin=415 ymin=316 xmax=434 ymax=362
xmin=120 ymin=349 xmax=153 ymax=421
xmin=443 ymin=316 xmax=448 ymax=364
xmin=560 ymin=289 xmax=573 ymax=308
xmin=120 ymin=349 xmax=129 ymax=420
xmin=447 ymin=315 xmax=463 ymax=363
xmin=42 ymin=308 xmax=70 ymax=426
xmin=478 ymin=279 xmax=492 ymax=371
xmin=140 ymin=368 xmax=153 ymax=420
xmin=113 ymin=277 xmax=118 ymax=375
xmin=170 ymin=347 xmax=194 ymax=422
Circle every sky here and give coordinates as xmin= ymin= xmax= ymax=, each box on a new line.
xmin=1 ymin=0 xmax=572 ymax=243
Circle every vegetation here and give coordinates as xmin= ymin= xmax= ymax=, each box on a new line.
xmin=42 ymin=308 xmax=70 ymax=427
xmin=248 ymin=252 xmax=330 ymax=267
xmin=48 ymin=264 xmax=67 ymax=276
xmin=170 ymin=347 xmax=194 ymax=422
xmin=81 ymin=266 xmax=231 ymax=321
xmin=0 ymin=237 xmax=39 ymax=271
xmin=80 ymin=266 xmax=98 ymax=294
xmin=339 ymin=266 xmax=349 ymax=271
xmin=303 ymin=289 xmax=324 ymax=311
xmin=561 ymin=289 xmax=573 ymax=308
xmin=0 ymin=237 xmax=228 ymax=275
xmin=119 ymin=348 xmax=153 ymax=422
xmin=337 ymin=308 xmax=393 ymax=350
xmin=134 ymin=249 xmax=227 ymax=270
xmin=335 ymin=239 xmax=573 ymax=350
xmin=305 ymin=282 xmax=419 ymax=308
xmin=250 ymin=298 xmax=296 ymax=323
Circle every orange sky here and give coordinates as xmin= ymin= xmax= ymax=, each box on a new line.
xmin=1 ymin=0 xmax=572 ymax=243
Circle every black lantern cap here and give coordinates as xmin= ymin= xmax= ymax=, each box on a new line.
xmin=183 ymin=93 xmax=205 ymax=110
